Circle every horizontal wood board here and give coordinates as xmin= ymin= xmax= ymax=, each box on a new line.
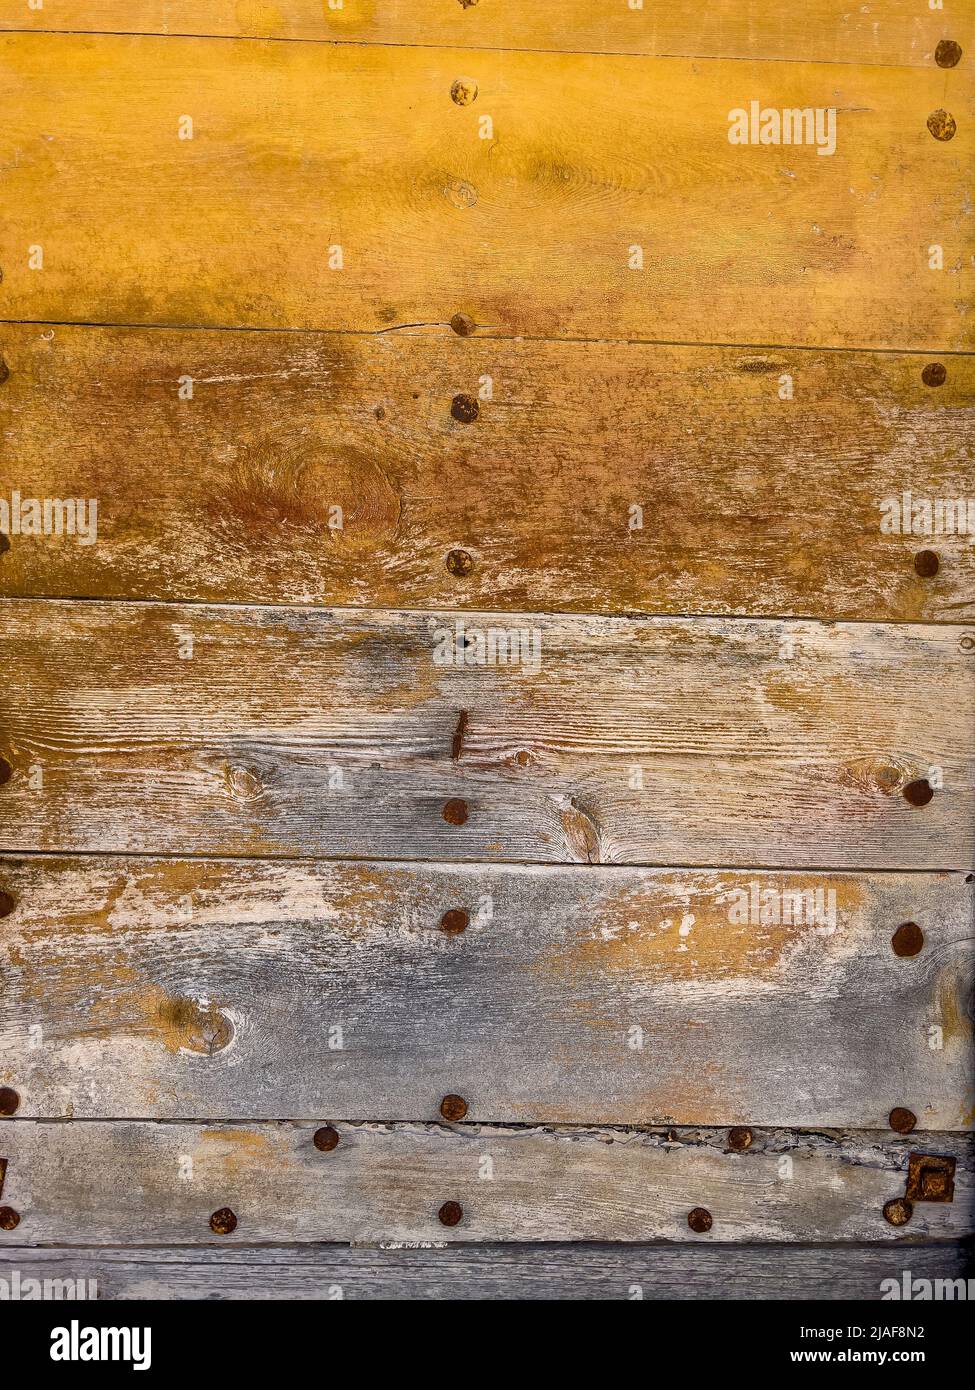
xmin=0 ymin=34 xmax=971 ymax=346
xmin=0 ymin=1122 xmax=970 ymax=1244
xmin=0 ymin=0 xmax=968 ymax=67
xmin=0 ymin=601 xmax=972 ymax=868
xmin=1 ymin=326 xmax=973 ymax=621
xmin=0 ymin=856 xmax=971 ymax=1126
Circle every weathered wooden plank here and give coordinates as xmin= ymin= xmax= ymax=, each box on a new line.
xmin=0 ymin=856 xmax=970 ymax=1125
xmin=0 ymin=1123 xmax=970 ymax=1244
xmin=2 ymin=1242 xmax=972 ymax=1301
xmin=0 ymin=0 xmax=966 ymax=68
xmin=1 ymin=325 xmax=973 ymax=622
xmin=1 ymin=601 xmax=971 ymax=869
xmin=0 ymin=35 xmax=969 ymax=347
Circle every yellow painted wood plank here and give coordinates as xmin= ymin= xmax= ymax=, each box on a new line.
xmin=0 ymin=0 xmax=968 ymax=68
xmin=1 ymin=323 xmax=973 ymax=620
xmin=0 ymin=33 xmax=970 ymax=346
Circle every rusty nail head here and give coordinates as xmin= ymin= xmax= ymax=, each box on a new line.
xmin=889 ymin=1107 xmax=917 ymax=1134
xmin=0 ymin=1088 xmax=20 ymax=1117
xmin=891 ymin=922 xmax=924 ymax=958
xmin=903 ymin=778 xmax=934 ymax=807
xmin=450 ymin=312 xmax=475 ymax=336
xmin=442 ymin=798 xmax=469 ymax=826
xmin=438 ymin=1200 xmax=463 ymax=1227
xmin=440 ymin=908 xmax=468 ymax=935
xmin=687 ymin=1207 xmax=712 ymax=1233
xmin=728 ymin=1126 xmax=753 ymax=1151
xmin=313 ymin=1125 xmax=340 ymax=1152
xmin=445 ymin=548 xmax=474 ymax=577
xmin=0 ymin=1207 xmax=20 ymax=1231
xmin=935 ymin=40 xmax=962 ymax=67
xmin=209 ymin=1207 xmax=238 ymax=1235
xmin=440 ymin=1094 xmax=468 ymax=1122
xmin=926 ymin=110 xmax=956 ymax=141
xmin=450 ymin=393 xmax=479 ymax=423
xmin=906 ymin=1153 xmax=955 ymax=1203
xmin=913 ymin=550 xmax=940 ymax=578
xmin=883 ymin=1197 xmax=913 ymax=1227
xmin=921 ymin=363 xmax=947 ymax=388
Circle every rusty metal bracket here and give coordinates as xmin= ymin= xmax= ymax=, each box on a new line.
xmin=905 ymin=1153 xmax=956 ymax=1203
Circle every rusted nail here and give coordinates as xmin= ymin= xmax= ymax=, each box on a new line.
xmin=445 ymin=548 xmax=474 ymax=578
xmin=515 ymin=750 xmax=530 ymax=767
xmin=209 ymin=1207 xmax=238 ymax=1235
xmin=906 ymin=1153 xmax=955 ymax=1203
xmin=450 ymin=312 xmax=475 ymax=336
xmin=440 ymin=908 xmax=468 ymax=935
xmin=687 ymin=1207 xmax=712 ymax=1233
xmin=438 ymin=1200 xmax=463 ymax=1227
xmin=374 ymin=405 xmax=386 ymax=420
xmin=921 ymin=362 xmax=947 ymax=388
xmin=313 ymin=1125 xmax=340 ymax=1152
xmin=960 ymin=636 xmax=975 ymax=652
xmin=914 ymin=549 xmax=940 ymax=578
xmin=450 ymin=393 xmax=479 ymax=424
xmin=450 ymin=77 xmax=478 ymax=106
xmin=0 ymin=756 xmax=13 ymax=785
xmin=440 ymin=1094 xmax=468 ymax=1122
xmin=451 ymin=709 xmax=468 ymax=759
xmin=883 ymin=1197 xmax=913 ymax=1226
xmin=442 ymin=798 xmax=469 ymax=826
xmin=936 ymin=40 xmax=963 ymax=67
xmin=891 ymin=922 xmax=924 ymax=957
xmin=889 ymin=1107 xmax=917 ymax=1134
xmin=728 ymin=1126 xmax=753 ymax=1152
xmin=926 ymin=109 xmax=956 ymax=141
xmin=903 ymin=778 xmax=934 ymax=807
xmin=0 ymin=1207 xmax=20 ymax=1232
xmin=0 ymin=1088 xmax=19 ymax=1117
xmin=0 ymin=891 xmax=14 ymax=920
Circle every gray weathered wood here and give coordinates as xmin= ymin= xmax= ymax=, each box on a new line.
xmin=0 ymin=1123 xmax=971 ymax=1245
xmin=0 ymin=856 xmax=970 ymax=1127
xmin=1 ymin=602 xmax=972 ymax=869
xmin=2 ymin=1242 xmax=971 ymax=1301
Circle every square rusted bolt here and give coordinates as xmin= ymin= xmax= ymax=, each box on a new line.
xmin=905 ymin=1153 xmax=955 ymax=1203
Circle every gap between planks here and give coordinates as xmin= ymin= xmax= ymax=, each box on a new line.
xmin=2 ymin=316 xmax=974 ymax=358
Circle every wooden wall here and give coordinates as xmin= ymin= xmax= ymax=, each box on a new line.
xmin=0 ymin=1 xmax=972 ymax=1298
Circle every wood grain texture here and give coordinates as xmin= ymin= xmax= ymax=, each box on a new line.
xmin=1 ymin=601 xmax=972 ymax=869
xmin=0 ymin=856 xmax=970 ymax=1126
xmin=2 ymin=1242 xmax=972 ymax=1301
xmin=0 ymin=34 xmax=970 ymax=347
xmin=0 ymin=1122 xmax=970 ymax=1245
xmin=1 ymin=324 xmax=973 ymax=622
xmin=0 ymin=0 xmax=966 ymax=68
